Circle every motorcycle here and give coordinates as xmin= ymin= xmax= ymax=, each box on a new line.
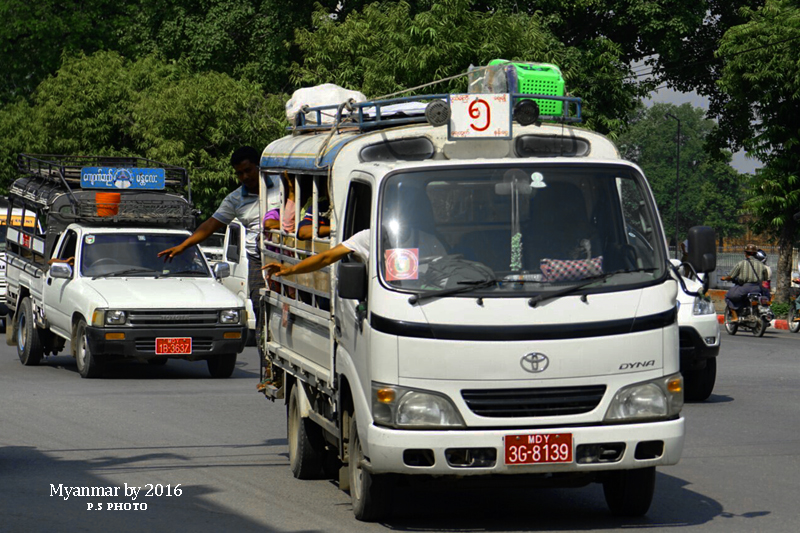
xmin=724 ymin=291 xmax=774 ymax=337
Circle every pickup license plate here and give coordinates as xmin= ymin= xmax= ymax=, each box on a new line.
xmin=155 ymin=337 xmax=192 ymax=355
xmin=504 ymin=433 xmax=573 ymax=465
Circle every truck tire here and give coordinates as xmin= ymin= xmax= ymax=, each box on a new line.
xmin=17 ymin=297 xmax=43 ymax=366
xmin=207 ymin=353 xmax=237 ymax=378
xmin=602 ymin=466 xmax=656 ymax=517
xmin=74 ymin=319 xmax=103 ymax=378
xmin=685 ymin=358 xmax=717 ymax=402
xmin=348 ymin=410 xmax=392 ymax=522
xmin=287 ymin=383 xmax=324 ymax=479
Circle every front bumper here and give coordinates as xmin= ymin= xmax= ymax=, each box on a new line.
xmin=85 ymin=325 xmax=247 ymax=360
xmin=365 ymin=417 xmax=684 ymax=476
xmin=679 ymin=325 xmax=720 ymax=369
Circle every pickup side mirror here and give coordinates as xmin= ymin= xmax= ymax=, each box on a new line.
xmin=687 ymin=226 xmax=717 ymax=273
xmin=50 ymin=263 xmax=73 ymax=279
xmin=338 ymin=262 xmax=367 ymax=300
xmin=214 ymin=262 xmax=231 ymax=279
xmin=226 ymin=244 xmax=239 ymax=263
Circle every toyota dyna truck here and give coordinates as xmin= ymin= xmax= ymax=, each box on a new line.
xmin=256 ymin=70 xmax=716 ymax=521
xmin=4 ymin=154 xmax=247 ymax=378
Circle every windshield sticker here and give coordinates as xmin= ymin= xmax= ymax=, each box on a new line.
xmin=531 ymin=172 xmax=547 ymax=188
xmin=385 ymin=248 xmax=419 ymax=281
xmin=84 ymin=235 xmax=95 ymax=245
xmin=138 ymin=235 xmax=146 ymax=241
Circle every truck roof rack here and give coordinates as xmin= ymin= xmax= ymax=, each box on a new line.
xmin=289 ymin=93 xmax=582 ymax=134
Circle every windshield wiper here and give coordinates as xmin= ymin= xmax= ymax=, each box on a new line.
xmin=156 ymin=269 xmax=208 ymax=278
xmin=92 ymin=268 xmax=160 ymax=280
xmin=409 ymin=278 xmax=497 ymax=305
xmin=527 ymin=268 xmax=659 ymax=308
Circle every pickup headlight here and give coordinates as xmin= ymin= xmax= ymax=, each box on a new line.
xmin=604 ymin=373 xmax=683 ymax=422
xmin=219 ymin=309 xmax=242 ymax=324
xmin=693 ymin=297 xmax=716 ymax=315
xmin=372 ymin=383 xmax=465 ymax=429
xmin=105 ymin=310 xmax=127 ymax=325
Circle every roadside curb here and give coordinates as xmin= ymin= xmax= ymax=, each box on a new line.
xmin=716 ymin=314 xmax=789 ymax=330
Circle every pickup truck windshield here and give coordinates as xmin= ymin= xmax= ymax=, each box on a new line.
xmin=80 ymin=233 xmax=210 ymax=278
xmin=379 ymin=164 xmax=666 ymax=296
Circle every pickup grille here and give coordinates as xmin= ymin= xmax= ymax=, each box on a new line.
xmin=461 ymin=385 xmax=606 ymax=418
xmin=135 ymin=338 xmax=214 ymax=353
xmin=127 ymin=310 xmax=219 ymax=328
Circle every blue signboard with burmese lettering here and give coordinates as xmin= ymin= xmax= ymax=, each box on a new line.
xmin=80 ymin=167 xmax=166 ymax=190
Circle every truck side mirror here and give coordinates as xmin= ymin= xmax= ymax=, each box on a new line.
xmin=226 ymin=244 xmax=239 ymax=263
xmin=214 ymin=262 xmax=231 ymax=279
xmin=338 ymin=262 xmax=367 ymax=300
xmin=687 ymin=226 xmax=716 ymax=273
xmin=50 ymin=263 xmax=73 ymax=279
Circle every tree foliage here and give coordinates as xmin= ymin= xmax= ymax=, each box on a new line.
xmin=0 ymin=52 xmax=287 ymax=216
xmin=713 ymin=0 xmax=800 ymax=302
xmin=617 ymin=102 xmax=745 ymax=244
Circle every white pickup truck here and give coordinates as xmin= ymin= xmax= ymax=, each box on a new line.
xmin=4 ymin=154 xmax=248 ymax=378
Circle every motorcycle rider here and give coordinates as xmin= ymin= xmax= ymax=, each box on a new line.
xmin=721 ymin=244 xmax=770 ymax=321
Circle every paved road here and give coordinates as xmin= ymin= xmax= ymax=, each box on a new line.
xmin=1 ymin=327 xmax=799 ymax=532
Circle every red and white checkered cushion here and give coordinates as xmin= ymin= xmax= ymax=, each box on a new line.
xmin=540 ymin=256 xmax=603 ymax=282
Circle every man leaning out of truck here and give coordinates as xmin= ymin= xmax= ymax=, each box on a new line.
xmin=158 ymin=146 xmax=280 ymax=317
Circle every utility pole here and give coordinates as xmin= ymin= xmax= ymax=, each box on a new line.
xmin=665 ymin=112 xmax=681 ymax=259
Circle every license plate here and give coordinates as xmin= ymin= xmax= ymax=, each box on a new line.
xmin=155 ymin=337 xmax=192 ymax=355
xmin=504 ymin=433 xmax=573 ymax=465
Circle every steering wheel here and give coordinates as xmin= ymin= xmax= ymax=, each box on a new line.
xmin=90 ymin=258 xmax=121 ymax=267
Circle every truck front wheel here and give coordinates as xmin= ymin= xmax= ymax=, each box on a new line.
xmin=74 ymin=319 xmax=103 ymax=378
xmin=207 ymin=353 xmax=236 ymax=378
xmin=684 ymin=358 xmax=717 ymax=402
xmin=348 ymin=411 xmax=393 ymax=522
xmin=17 ymin=297 xmax=43 ymax=366
xmin=602 ymin=466 xmax=656 ymax=517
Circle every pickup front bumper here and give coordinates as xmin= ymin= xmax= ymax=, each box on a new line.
xmin=85 ymin=325 xmax=247 ymax=360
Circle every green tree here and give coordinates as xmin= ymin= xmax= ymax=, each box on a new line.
xmin=292 ymin=0 xmax=642 ymax=135
xmin=0 ymin=52 xmax=287 ymax=215
xmin=617 ymin=102 xmax=745 ymax=246
xmin=713 ymin=0 xmax=800 ymax=303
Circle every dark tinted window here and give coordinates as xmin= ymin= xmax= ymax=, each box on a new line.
xmin=360 ymin=138 xmax=435 ymax=162
xmin=515 ymin=135 xmax=590 ymax=158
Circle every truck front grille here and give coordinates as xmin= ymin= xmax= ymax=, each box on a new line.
xmin=127 ymin=310 xmax=219 ymax=328
xmin=461 ymin=385 xmax=606 ymax=418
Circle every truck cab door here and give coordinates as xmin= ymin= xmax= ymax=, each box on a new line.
xmin=43 ymin=229 xmax=78 ymax=336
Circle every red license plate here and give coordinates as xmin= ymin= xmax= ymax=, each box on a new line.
xmin=155 ymin=337 xmax=192 ymax=355
xmin=504 ymin=433 xmax=573 ymax=465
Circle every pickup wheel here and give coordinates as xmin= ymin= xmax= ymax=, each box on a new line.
xmin=287 ymin=383 xmax=324 ymax=479
xmin=17 ymin=297 xmax=43 ymax=366
xmin=684 ymin=358 xmax=717 ymax=402
xmin=348 ymin=410 xmax=393 ymax=522
xmin=74 ymin=319 xmax=103 ymax=378
xmin=207 ymin=353 xmax=236 ymax=378
xmin=602 ymin=466 xmax=656 ymax=517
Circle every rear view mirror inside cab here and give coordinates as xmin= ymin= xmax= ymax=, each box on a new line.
xmin=494 ymin=169 xmax=535 ymax=196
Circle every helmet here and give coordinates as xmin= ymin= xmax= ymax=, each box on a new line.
xmin=745 ymin=243 xmax=758 ymax=253
xmin=755 ymin=249 xmax=767 ymax=263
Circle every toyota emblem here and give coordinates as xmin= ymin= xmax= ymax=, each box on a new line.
xmin=520 ymin=352 xmax=549 ymax=373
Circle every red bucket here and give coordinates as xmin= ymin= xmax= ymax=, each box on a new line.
xmin=96 ymin=192 xmax=121 ymax=216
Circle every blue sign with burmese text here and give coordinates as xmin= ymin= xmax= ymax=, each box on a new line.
xmin=80 ymin=167 xmax=165 ymax=190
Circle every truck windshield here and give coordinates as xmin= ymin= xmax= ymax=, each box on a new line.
xmin=379 ymin=164 xmax=666 ymax=296
xmin=80 ymin=233 xmax=210 ymax=278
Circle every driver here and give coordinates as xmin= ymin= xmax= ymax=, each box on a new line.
xmin=720 ymin=243 xmax=769 ymax=321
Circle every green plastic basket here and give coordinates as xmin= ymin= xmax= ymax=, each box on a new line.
xmin=488 ymin=60 xmax=565 ymax=115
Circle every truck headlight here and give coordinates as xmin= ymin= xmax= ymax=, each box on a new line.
xmin=219 ymin=309 xmax=241 ymax=324
xmin=372 ymin=383 xmax=465 ymax=429
xmin=693 ymin=297 xmax=716 ymax=315
xmin=105 ymin=310 xmax=127 ymax=325
xmin=604 ymin=373 xmax=683 ymax=422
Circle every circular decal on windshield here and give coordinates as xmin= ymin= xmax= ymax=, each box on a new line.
xmin=84 ymin=235 xmax=95 ymax=245
xmin=384 ymin=248 xmax=419 ymax=281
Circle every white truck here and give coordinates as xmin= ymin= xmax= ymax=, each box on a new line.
xmin=256 ymin=83 xmax=716 ymax=520
xmin=4 ymin=154 xmax=248 ymax=378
